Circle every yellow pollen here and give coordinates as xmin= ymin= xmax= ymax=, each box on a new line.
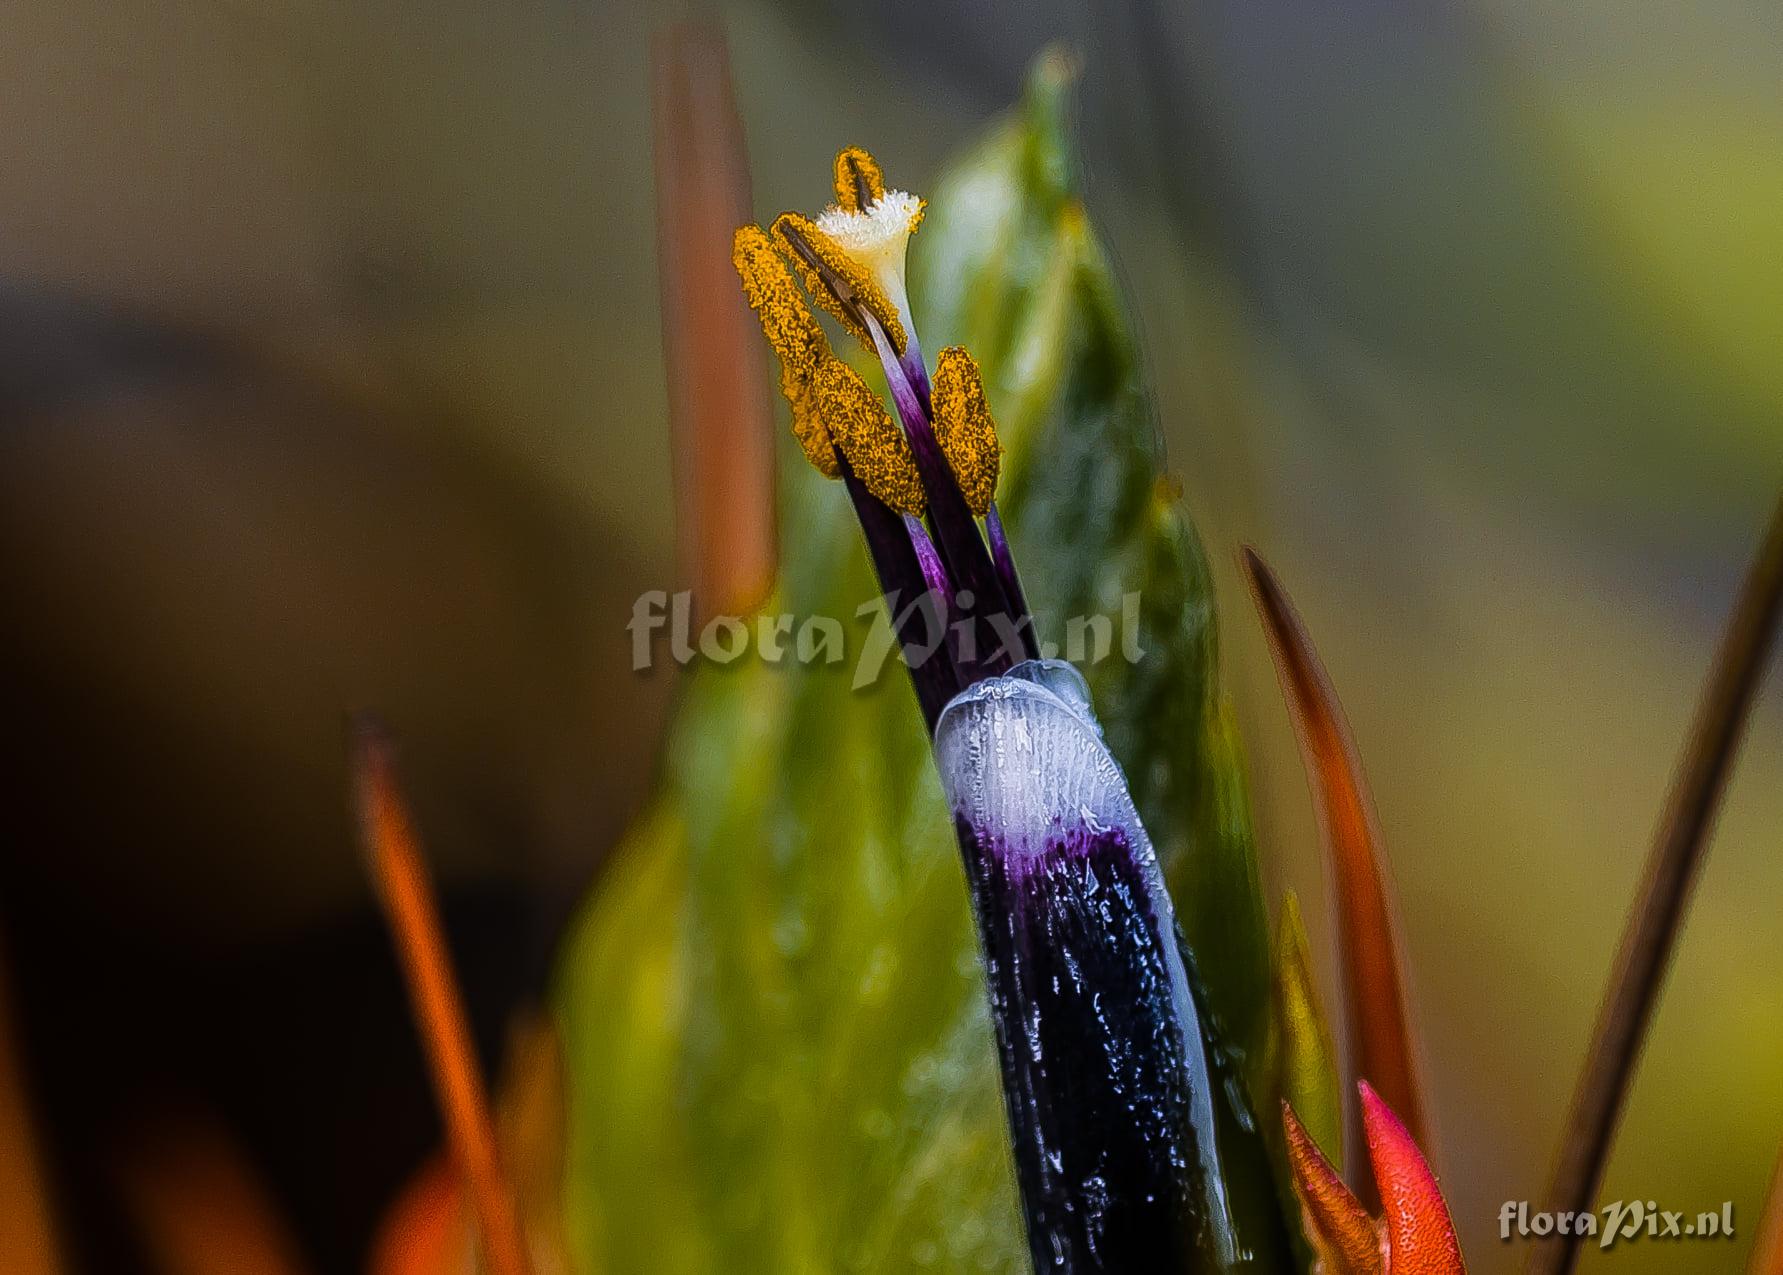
xmin=770 ymin=213 xmax=907 ymax=356
xmin=733 ymin=225 xmax=829 ymax=385
xmin=734 ymin=225 xmax=842 ymax=478
xmin=787 ymin=376 xmax=841 ymax=478
xmin=813 ymin=358 xmax=926 ymax=515
xmin=931 ymin=347 xmax=1002 ymax=515
xmin=832 ymin=146 xmax=887 ymax=213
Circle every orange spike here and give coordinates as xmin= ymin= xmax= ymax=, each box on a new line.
xmin=653 ymin=22 xmax=777 ymax=619
xmin=1284 ymin=1102 xmax=1383 ymax=1275
xmin=1360 ymin=1082 xmax=1466 ymax=1275
xmin=351 ymin=720 xmax=533 ymax=1275
xmin=1242 ymin=547 xmax=1428 ymax=1187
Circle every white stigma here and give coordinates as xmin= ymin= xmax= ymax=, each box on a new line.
xmin=815 ymin=189 xmax=924 ymax=337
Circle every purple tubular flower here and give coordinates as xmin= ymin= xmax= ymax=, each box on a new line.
xmin=766 ymin=208 xmax=1032 ymax=707
xmin=738 ymin=151 xmax=1282 ymax=1270
xmin=937 ymin=663 xmax=1242 ymax=1273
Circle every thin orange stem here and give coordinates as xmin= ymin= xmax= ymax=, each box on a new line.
xmin=352 ymin=719 xmax=532 ymax=1275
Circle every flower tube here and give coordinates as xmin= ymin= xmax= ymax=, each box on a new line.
xmin=938 ymin=663 xmax=1273 ymax=1272
xmin=735 ymin=148 xmax=1287 ymax=1272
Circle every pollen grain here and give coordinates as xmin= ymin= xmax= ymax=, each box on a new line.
xmin=931 ymin=346 xmax=1002 ymax=515
xmin=814 ymin=358 xmax=926 ymax=515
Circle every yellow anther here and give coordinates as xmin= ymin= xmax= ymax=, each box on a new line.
xmin=786 ymin=375 xmax=841 ymax=478
xmin=733 ymin=225 xmax=830 ymax=386
xmin=931 ymin=346 xmax=1002 ymax=515
xmin=832 ymin=146 xmax=887 ymax=213
xmin=771 ymin=213 xmax=908 ymax=356
xmin=813 ymin=358 xmax=926 ymax=516
xmin=735 ymin=224 xmax=843 ymax=479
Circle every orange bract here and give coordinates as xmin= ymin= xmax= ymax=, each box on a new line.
xmin=1244 ymin=547 xmax=1428 ymax=1189
xmin=1286 ymin=1085 xmax=1465 ymax=1275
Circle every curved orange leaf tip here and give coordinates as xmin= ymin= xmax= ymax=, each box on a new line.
xmin=1360 ymin=1081 xmax=1466 ymax=1274
xmin=654 ymin=21 xmax=778 ymax=618
xmin=369 ymin=1153 xmax=470 ymax=1275
xmin=1242 ymin=546 xmax=1428 ymax=1180
xmin=1286 ymin=1087 xmax=1466 ymax=1275
xmin=1285 ymin=1101 xmax=1383 ymax=1275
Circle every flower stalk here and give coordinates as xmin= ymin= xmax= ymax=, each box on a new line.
xmin=735 ymin=148 xmax=1288 ymax=1271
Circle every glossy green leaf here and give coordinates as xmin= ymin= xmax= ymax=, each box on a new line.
xmin=553 ymin=50 xmax=1283 ymax=1274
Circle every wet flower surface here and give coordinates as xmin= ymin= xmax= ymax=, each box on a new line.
xmin=735 ymin=146 xmax=1294 ymax=1271
xmin=938 ymin=666 xmax=1246 ymax=1269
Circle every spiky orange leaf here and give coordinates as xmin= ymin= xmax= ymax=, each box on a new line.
xmin=1360 ymin=1082 xmax=1465 ymax=1274
xmin=1243 ymin=547 xmax=1428 ymax=1183
xmin=1285 ymin=1101 xmax=1383 ymax=1275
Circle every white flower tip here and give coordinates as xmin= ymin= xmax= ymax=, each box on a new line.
xmin=813 ymin=192 xmax=925 ymax=332
xmin=935 ymin=664 xmax=1145 ymax=863
xmin=813 ymin=189 xmax=925 ymax=259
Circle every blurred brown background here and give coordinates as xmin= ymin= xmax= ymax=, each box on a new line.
xmin=0 ymin=0 xmax=1778 ymax=1271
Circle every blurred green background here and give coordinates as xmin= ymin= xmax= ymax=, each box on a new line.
xmin=0 ymin=0 xmax=1777 ymax=1271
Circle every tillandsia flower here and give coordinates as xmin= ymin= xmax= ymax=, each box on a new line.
xmin=1283 ymin=1085 xmax=1466 ymax=1275
xmin=735 ymin=150 xmax=1290 ymax=1273
xmin=733 ymin=149 xmax=1036 ymax=731
xmin=938 ymin=663 xmax=1288 ymax=1271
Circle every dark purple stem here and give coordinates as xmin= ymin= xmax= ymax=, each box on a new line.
xmin=840 ymin=459 xmax=959 ymax=730
xmin=899 ymin=337 xmax=933 ymax=413
xmin=868 ymin=320 xmax=1021 ymax=681
xmin=984 ymin=500 xmax=1039 ymax=660
xmin=904 ymin=513 xmax=950 ymax=599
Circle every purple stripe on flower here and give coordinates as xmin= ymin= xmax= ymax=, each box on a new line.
xmin=984 ymin=500 xmax=1039 ymax=661
xmin=866 ymin=318 xmax=1021 ymax=680
xmin=898 ymin=335 xmax=933 ymax=413
xmin=840 ymin=461 xmax=959 ymax=730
